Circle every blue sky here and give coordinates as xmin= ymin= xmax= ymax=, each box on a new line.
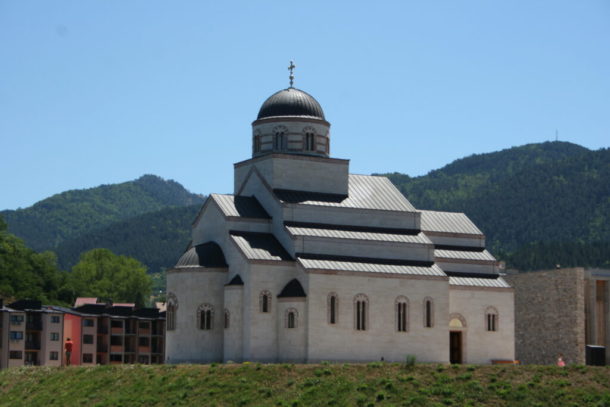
xmin=1 ymin=0 xmax=608 ymax=210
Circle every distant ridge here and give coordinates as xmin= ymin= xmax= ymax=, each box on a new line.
xmin=1 ymin=174 xmax=204 ymax=252
xmin=379 ymin=141 xmax=610 ymax=270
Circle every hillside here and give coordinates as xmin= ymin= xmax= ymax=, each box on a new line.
xmin=381 ymin=142 xmax=610 ymax=270
xmin=54 ymin=204 xmax=201 ymax=273
xmin=1 ymin=175 xmax=204 ymax=252
xmin=0 ymin=363 xmax=609 ymax=407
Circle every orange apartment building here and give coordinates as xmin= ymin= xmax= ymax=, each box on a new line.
xmin=0 ymin=299 xmax=64 ymax=368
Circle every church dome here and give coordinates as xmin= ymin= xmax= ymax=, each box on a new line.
xmin=257 ymin=88 xmax=325 ymax=120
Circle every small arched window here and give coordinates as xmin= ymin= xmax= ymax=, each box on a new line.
xmin=303 ymin=128 xmax=316 ymax=151
xmin=253 ymin=133 xmax=261 ymax=153
xmin=274 ymin=132 xmax=284 ymax=151
xmin=286 ymin=308 xmax=298 ymax=329
xmin=224 ymin=309 xmax=230 ymax=329
xmin=354 ymin=294 xmax=369 ymax=331
xmin=260 ymin=290 xmax=272 ymax=313
xmin=328 ymin=293 xmax=338 ymax=325
xmin=396 ymin=296 xmax=409 ymax=332
xmin=485 ymin=306 xmax=498 ymax=332
xmin=166 ymin=292 xmax=178 ymax=331
xmin=197 ymin=304 xmax=214 ymax=330
xmin=423 ymin=297 xmax=434 ymax=328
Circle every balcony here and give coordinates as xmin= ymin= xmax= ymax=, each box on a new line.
xmin=97 ymin=343 xmax=108 ymax=353
xmin=26 ymin=321 xmax=43 ymax=331
xmin=97 ymin=326 xmax=108 ymax=334
xmin=25 ymin=341 xmax=41 ymax=350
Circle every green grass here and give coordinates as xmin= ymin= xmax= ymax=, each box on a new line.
xmin=0 ymin=363 xmax=609 ymax=407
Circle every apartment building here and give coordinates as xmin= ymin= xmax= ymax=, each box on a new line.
xmin=0 ymin=299 xmax=64 ymax=368
xmin=53 ymin=302 xmax=165 ymax=365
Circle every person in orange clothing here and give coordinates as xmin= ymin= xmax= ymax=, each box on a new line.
xmin=64 ymin=338 xmax=73 ymax=366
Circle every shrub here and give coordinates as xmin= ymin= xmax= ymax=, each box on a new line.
xmin=405 ymin=354 xmax=417 ymax=368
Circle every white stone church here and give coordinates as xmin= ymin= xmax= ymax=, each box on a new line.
xmin=166 ymin=76 xmax=515 ymax=364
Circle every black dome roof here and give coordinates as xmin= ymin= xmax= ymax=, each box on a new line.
xmin=257 ymin=88 xmax=325 ymax=120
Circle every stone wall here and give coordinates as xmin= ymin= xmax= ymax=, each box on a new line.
xmin=505 ymin=268 xmax=586 ymax=365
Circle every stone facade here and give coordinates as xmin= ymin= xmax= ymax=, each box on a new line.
xmin=506 ymin=268 xmax=588 ymax=365
xmin=510 ymin=267 xmax=610 ymax=365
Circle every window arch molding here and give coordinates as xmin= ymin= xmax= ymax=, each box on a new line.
xmin=449 ymin=313 xmax=467 ymax=329
xmin=166 ymin=292 xmax=178 ymax=331
xmin=327 ymin=292 xmax=339 ymax=325
xmin=260 ymin=290 xmax=272 ymax=313
xmin=354 ymin=293 xmax=369 ymax=331
xmin=395 ymin=296 xmax=409 ymax=333
xmin=485 ymin=306 xmax=499 ymax=332
xmin=423 ymin=297 xmax=435 ymax=328
xmin=285 ymin=308 xmax=298 ymax=329
xmin=197 ymin=303 xmax=214 ymax=330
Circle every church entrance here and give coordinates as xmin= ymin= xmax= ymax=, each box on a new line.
xmin=450 ymin=331 xmax=462 ymax=364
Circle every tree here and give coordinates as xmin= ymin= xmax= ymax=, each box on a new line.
xmin=68 ymin=248 xmax=152 ymax=306
xmin=0 ymin=218 xmax=67 ymax=303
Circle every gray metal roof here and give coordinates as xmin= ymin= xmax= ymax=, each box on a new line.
xmin=230 ymin=231 xmax=293 ymax=261
xmin=274 ymin=174 xmax=416 ymax=212
xmin=286 ymin=224 xmax=431 ymax=244
xmin=449 ymin=276 xmax=511 ymax=288
xmin=212 ymin=194 xmax=270 ymax=219
xmin=175 ymin=242 xmax=228 ymax=268
xmin=420 ymin=210 xmax=483 ymax=235
xmin=257 ymin=88 xmax=325 ymax=120
xmin=435 ymin=249 xmax=496 ymax=262
xmin=298 ymin=258 xmax=446 ymax=277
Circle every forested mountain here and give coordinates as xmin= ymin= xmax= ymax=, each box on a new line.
xmin=380 ymin=141 xmax=610 ymax=270
xmin=1 ymin=175 xmax=204 ymax=252
xmin=54 ymin=204 xmax=201 ymax=273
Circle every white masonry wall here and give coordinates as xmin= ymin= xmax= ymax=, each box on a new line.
xmin=277 ymin=298 xmax=307 ymax=363
xmin=449 ymin=286 xmax=515 ymax=364
xmin=166 ymin=268 xmax=226 ymax=363
xmin=223 ymin=285 xmax=243 ymax=362
xmin=305 ymin=272 xmax=450 ymax=363
xmin=242 ymin=263 xmax=302 ymax=362
xmin=234 ymin=154 xmax=349 ymax=196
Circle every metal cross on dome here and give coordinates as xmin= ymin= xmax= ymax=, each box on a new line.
xmin=288 ymin=60 xmax=295 ymax=88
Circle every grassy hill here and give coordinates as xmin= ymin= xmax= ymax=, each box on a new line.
xmin=1 ymin=175 xmax=204 ymax=252
xmin=381 ymin=142 xmax=610 ymax=270
xmin=0 ymin=363 xmax=609 ymax=407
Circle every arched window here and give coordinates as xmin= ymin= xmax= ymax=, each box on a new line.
xmin=253 ymin=133 xmax=261 ymax=153
xmin=354 ymin=294 xmax=369 ymax=331
xmin=303 ymin=127 xmax=316 ymax=151
xmin=485 ymin=306 xmax=498 ymax=332
xmin=327 ymin=293 xmax=338 ymax=325
xmin=260 ymin=290 xmax=272 ymax=313
xmin=197 ymin=304 xmax=214 ymax=330
xmin=224 ymin=309 xmax=230 ymax=329
xmin=396 ymin=296 xmax=409 ymax=332
xmin=286 ymin=308 xmax=298 ymax=329
xmin=423 ymin=297 xmax=434 ymax=328
xmin=273 ymin=132 xmax=284 ymax=150
xmin=166 ymin=292 xmax=178 ymax=331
